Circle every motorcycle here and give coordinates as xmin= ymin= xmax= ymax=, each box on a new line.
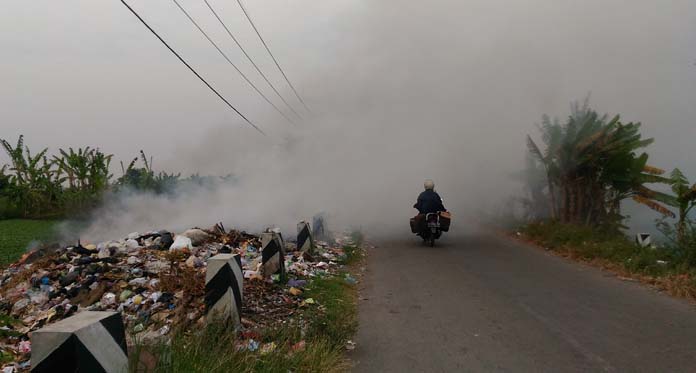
xmin=410 ymin=211 xmax=450 ymax=247
xmin=421 ymin=212 xmax=442 ymax=247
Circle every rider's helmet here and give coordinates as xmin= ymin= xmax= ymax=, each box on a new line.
xmin=424 ymin=179 xmax=435 ymax=190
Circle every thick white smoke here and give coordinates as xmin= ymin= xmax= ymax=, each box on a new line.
xmin=3 ymin=0 xmax=695 ymax=240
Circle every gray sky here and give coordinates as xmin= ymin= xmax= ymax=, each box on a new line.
xmin=1 ymin=0 xmax=695 ymax=236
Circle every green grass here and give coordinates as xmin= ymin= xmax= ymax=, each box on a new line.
xmin=303 ymin=276 xmax=358 ymax=346
xmin=129 ymin=246 xmax=363 ymax=373
xmin=519 ymin=221 xmax=696 ymax=299
xmin=350 ymin=231 xmax=364 ymax=247
xmin=340 ymin=230 xmax=365 ymax=266
xmin=0 ymin=219 xmax=60 ymax=266
xmin=520 ymin=221 xmax=683 ymax=276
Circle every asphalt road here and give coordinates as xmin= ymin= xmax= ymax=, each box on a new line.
xmin=351 ymin=231 xmax=696 ymax=372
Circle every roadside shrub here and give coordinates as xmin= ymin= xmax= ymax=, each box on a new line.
xmin=520 ymin=221 xmax=675 ymax=275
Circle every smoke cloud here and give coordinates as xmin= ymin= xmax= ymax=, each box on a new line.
xmin=2 ymin=0 xmax=695 ymax=239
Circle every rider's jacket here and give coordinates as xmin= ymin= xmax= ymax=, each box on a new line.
xmin=414 ymin=190 xmax=445 ymax=214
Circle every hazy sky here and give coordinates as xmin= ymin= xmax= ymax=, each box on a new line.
xmin=1 ymin=0 xmax=695 ymax=237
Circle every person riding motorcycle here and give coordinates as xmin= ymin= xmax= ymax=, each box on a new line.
xmin=411 ymin=180 xmax=450 ymax=245
xmin=414 ymin=179 xmax=446 ymax=214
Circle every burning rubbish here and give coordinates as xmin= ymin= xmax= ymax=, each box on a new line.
xmin=0 ymin=222 xmax=354 ymax=371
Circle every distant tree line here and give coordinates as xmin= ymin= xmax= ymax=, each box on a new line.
xmin=0 ymin=135 xmax=235 ymax=219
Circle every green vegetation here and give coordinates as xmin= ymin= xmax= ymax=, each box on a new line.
xmin=0 ymin=136 xmax=112 ymax=218
xmin=662 ymin=169 xmax=696 ymax=245
xmin=525 ymin=98 xmax=674 ymax=228
xmin=520 ymin=221 xmax=696 ymax=298
xmin=521 ymin=99 xmax=696 ymax=244
xmin=521 ymin=221 xmax=670 ymax=275
xmin=129 ymin=245 xmax=363 ymax=373
xmin=517 ymin=99 xmax=696 ymax=298
xmin=303 ymin=276 xmax=359 ymax=345
xmin=0 ymin=136 xmax=236 ymax=219
xmin=116 ymin=150 xmax=181 ymax=195
xmin=0 ymin=219 xmax=58 ymax=266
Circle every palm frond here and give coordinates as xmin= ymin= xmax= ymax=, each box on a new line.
xmin=632 ymin=195 xmax=675 ymax=218
xmin=643 ymin=165 xmax=665 ymax=175
xmin=526 ymin=135 xmax=545 ymax=164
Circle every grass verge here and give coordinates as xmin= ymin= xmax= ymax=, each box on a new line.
xmin=0 ymin=219 xmax=59 ymax=266
xmin=129 ymin=244 xmax=364 ymax=373
xmin=517 ymin=221 xmax=696 ymax=300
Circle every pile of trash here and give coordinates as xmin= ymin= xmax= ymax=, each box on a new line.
xmin=0 ymin=223 xmax=350 ymax=370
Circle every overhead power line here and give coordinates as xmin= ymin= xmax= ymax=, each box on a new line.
xmin=236 ymin=0 xmax=311 ymax=114
xmin=203 ymin=0 xmax=302 ymax=120
xmin=171 ymin=0 xmax=295 ymax=126
xmin=119 ymin=0 xmax=265 ymax=135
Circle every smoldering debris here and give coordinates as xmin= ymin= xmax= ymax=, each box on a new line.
xmin=0 ymin=222 xmax=353 ymax=371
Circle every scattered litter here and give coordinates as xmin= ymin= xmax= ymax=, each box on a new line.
xmin=247 ymin=339 xmax=260 ymax=352
xmin=287 ymin=279 xmax=307 ymax=287
xmin=290 ymin=340 xmax=306 ymax=353
xmin=0 ymin=224 xmax=355 ymax=370
xmin=181 ymin=229 xmax=212 ymax=246
xmin=17 ymin=341 xmax=30 ymax=354
xmin=259 ymin=342 xmax=277 ymax=355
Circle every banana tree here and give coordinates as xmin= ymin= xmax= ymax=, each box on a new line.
xmin=526 ymin=100 xmax=672 ymax=227
xmin=54 ymin=147 xmax=112 ymax=191
xmin=1 ymin=135 xmax=28 ymax=179
xmin=666 ymin=169 xmax=696 ymax=243
xmin=0 ymin=136 xmax=64 ymax=217
xmin=526 ymin=114 xmax=563 ymax=220
xmin=0 ymin=165 xmax=9 ymax=192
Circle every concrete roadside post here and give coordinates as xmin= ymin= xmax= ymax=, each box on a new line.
xmin=31 ymin=311 xmax=128 ymax=373
xmin=261 ymin=231 xmax=286 ymax=282
xmin=271 ymin=227 xmax=286 ymax=252
xmin=312 ymin=213 xmax=326 ymax=240
xmin=636 ymin=233 xmax=652 ymax=247
xmin=205 ymin=254 xmax=243 ymax=329
xmin=297 ymin=221 xmax=314 ymax=254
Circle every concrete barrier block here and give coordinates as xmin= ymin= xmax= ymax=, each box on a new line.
xmin=297 ymin=221 xmax=314 ymax=254
xmin=636 ymin=233 xmax=651 ymax=247
xmin=261 ymin=232 xmax=285 ymax=280
xmin=205 ymin=254 xmax=243 ymax=327
xmin=312 ymin=214 xmax=326 ymax=240
xmin=31 ymin=311 xmax=127 ymax=373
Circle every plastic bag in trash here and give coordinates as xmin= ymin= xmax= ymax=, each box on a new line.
xmin=170 ymin=236 xmax=193 ymax=251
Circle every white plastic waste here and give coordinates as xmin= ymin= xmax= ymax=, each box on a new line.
xmin=169 ymin=235 xmax=193 ymax=251
xmin=181 ymin=229 xmax=211 ymax=246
